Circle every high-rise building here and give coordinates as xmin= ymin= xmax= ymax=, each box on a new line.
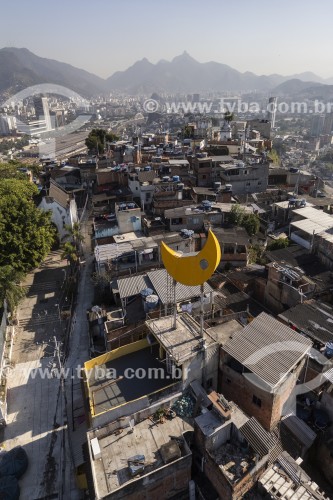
xmin=322 ymin=113 xmax=333 ymax=135
xmin=310 ymin=114 xmax=325 ymax=137
xmin=0 ymin=115 xmax=17 ymax=135
xmin=33 ymin=96 xmax=52 ymax=131
xmin=267 ymin=97 xmax=277 ymax=129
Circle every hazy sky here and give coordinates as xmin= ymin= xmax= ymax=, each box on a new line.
xmin=2 ymin=0 xmax=333 ymax=79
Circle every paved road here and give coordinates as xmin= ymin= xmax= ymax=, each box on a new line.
xmin=2 ymin=205 xmax=94 ymax=499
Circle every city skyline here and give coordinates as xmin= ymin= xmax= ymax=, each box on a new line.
xmin=1 ymin=0 xmax=333 ymax=79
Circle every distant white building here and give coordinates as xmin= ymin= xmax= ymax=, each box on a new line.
xmin=0 ymin=114 xmax=17 ymax=135
xmin=220 ymin=120 xmax=232 ymax=140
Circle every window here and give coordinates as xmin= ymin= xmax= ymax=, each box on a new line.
xmin=258 ymin=181 xmax=262 ymax=186
xmin=252 ymin=395 xmax=262 ymax=407
xmin=246 ymin=181 xmax=251 ymax=186
xmin=145 ymin=193 xmax=151 ymax=201
xmin=206 ymin=378 xmax=213 ymax=389
xmin=171 ymin=218 xmax=182 ymax=225
xmin=226 ymin=378 xmax=231 ymax=384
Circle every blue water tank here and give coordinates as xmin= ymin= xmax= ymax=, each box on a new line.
xmin=144 ymin=166 xmax=152 ymax=171
xmin=325 ymin=342 xmax=333 ymax=358
xmin=172 ymin=175 xmax=180 ymax=182
xmin=140 ymin=288 xmax=154 ymax=298
xmin=144 ymin=294 xmax=159 ymax=311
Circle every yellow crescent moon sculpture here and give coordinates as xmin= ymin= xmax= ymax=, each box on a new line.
xmin=161 ymin=229 xmax=221 ymax=286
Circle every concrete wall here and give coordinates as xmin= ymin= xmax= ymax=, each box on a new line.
xmin=315 ymin=235 xmax=333 ymax=270
xmin=103 ymin=453 xmax=192 ymax=500
xmin=116 ymin=207 xmax=142 ymax=234
xmin=38 ymin=197 xmax=78 ymax=240
xmin=220 ymin=164 xmax=269 ymax=195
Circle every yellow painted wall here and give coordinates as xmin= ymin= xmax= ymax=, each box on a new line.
xmin=84 ymin=338 xmax=149 ymax=371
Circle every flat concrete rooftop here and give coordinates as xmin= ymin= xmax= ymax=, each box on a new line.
xmin=89 ymin=414 xmax=192 ymax=498
xmin=146 ymin=313 xmax=216 ymax=365
xmin=206 ymin=319 xmax=244 ymax=346
xmin=88 ymin=345 xmax=177 ymax=416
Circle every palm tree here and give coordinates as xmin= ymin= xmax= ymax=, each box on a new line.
xmin=63 ymin=222 xmax=84 ymax=253
xmin=61 ymin=222 xmax=84 ymax=274
xmin=224 ymin=111 xmax=234 ymax=123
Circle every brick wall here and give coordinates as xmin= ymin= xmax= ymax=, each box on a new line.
xmin=203 ymin=450 xmax=266 ymax=500
xmin=219 ymin=352 xmax=303 ymax=431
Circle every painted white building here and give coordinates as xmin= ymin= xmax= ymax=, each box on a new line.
xmin=38 ymin=180 xmax=78 ymax=240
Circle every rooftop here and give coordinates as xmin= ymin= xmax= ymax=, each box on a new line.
xmin=167 ymin=159 xmax=190 ymax=166
xmin=206 ymin=320 xmax=244 ymax=346
xmin=116 ymin=268 xmax=213 ymax=304
xmin=147 ymin=268 xmax=213 ymax=305
xmin=222 ymin=312 xmax=312 ymax=388
xmin=279 ymin=300 xmax=333 ymax=345
xmin=164 ymin=202 xmax=253 ymax=219
xmin=146 ymin=313 xmax=216 ymax=365
xmin=291 ymin=207 xmax=333 ymax=235
xmin=86 ymin=343 xmax=178 ymax=417
xmin=211 ymin=439 xmax=256 ymax=484
xmin=259 ymin=451 xmax=327 ymax=499
xmin=95 ymin=242 xmax=134 ymax=263
xmin=113 ymin=231 xmax=143 ymax=244
xmin=213 ymin=227 xmax=250 ymax=246
xmin=88 ymin=413 xmax=192 ymax=498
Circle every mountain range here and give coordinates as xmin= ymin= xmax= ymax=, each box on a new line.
xmin=1 ymin=47 xmax=333 ymax=97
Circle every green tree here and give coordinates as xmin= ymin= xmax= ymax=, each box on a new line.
xmin=268 ymin=148 xmax=280 ymax=165
xmin=61 ymin=241 xmax=79 ymax=269
xmin=228 ymin=205 xmax=260 ymax=236
xmin=61 ymin=222 xmax=84 ymax=274
xmin=224 ymin=112 xmax=234 ymax=123
xmin=0 ymin=266 xmax=26 ymax=312
xmin=267 ymin=238 xmax=290 ymax=251
xmin=242 ymin=214 xmax=260 ymax=236
xmin=0 ymin=162 xmax=30 ymax=180
xmin=85 ymin=129 xmax=119 ymax=153
xmin=0 ymin=178 xmax=38 ymax=199
xmin=182 ymin=125 xmax=194 ymax=139
xmin=0 ymin=194 xmax=56 ymax=272
xmin=63 ymin=222 xmax=84 ymax=253
xmin=229 ymin=204 xmax=246 ymax=225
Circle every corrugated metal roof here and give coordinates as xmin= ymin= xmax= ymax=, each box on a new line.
xmin=94 ymin=242 xmax=134 ymax=263
xmin=281 ymin=414 xmax=316 ymax=449
xmin=293 ymin=207 xmax=333 ymax=224
xmin=291 ymin=219 xmax=332 ymax=235
xmin=279 ymin=301 xmax=333 ymax=345
xmin=117 ymin=274 xmax=151 ymax=299
xmin=240 ymin=417 xmax=276 ymax=457
xmin=291 ymin=208 xmax=333 ymax=235
xmin=223 ymin=312 xmax=312 ymax=387
xmin=147 ymin=268 xmax=213 ymax=305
